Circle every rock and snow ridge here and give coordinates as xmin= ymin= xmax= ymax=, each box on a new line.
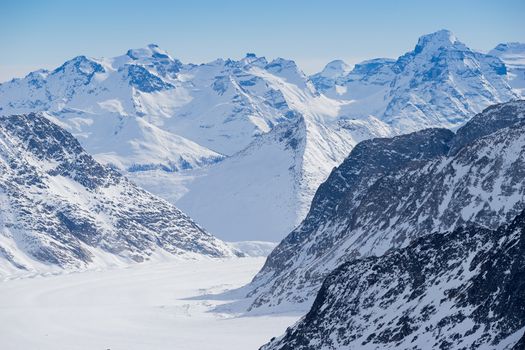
xmin=0 ymin=113 xmax=238 ymax=276
xmin=247 ymin=100 xmax=525 ymax=312
xmin=261 ymin=208 xmax=525 ymax=350
xmin=0 ymin=30 xmax=521 ymax=242
xmin=311 ymin=29 xmax=519 ymax=132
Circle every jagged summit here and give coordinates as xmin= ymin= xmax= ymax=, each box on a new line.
xmin=52 ymin=55 xmax=105 ymax=77
xmin=311 ymin=29 xmax=517 ymax=132
xmin=239 ymin=52 xmax=268 ymax=67
xmin=265 ymin=57 xmax=302 ymax=74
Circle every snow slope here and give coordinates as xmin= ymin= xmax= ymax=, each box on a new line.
xmin=173 ymin=116 xmax=389 ymax=241
xmin=0 ymin=113 xmax=237 ymax=275
xmin=0 ymin=257 xmax=300 ymax=350
xmin=490 ymin=42 xmax=525 ymax=96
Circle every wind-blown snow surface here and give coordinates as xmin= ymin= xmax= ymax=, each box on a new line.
xmin=0 ymin=30 xmax=519 ymax=241
xmin=246 ymin=100 xmax=525 ymax=313
xmin=0 ymin=257 xmax=300 ymax=350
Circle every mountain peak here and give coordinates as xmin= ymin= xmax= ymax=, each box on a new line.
xmin=52 ymin=55 xmax=105 ymax=76
xmin=414 ymin=29 xmax=460 ymax=53
xmin=265 ymin=58 xmax=300 ymax=74
xmin=319 ymin=60 xmax=351 ymax=78
xmin=239 ymin=52 xmax=267 ymax=67
xmin=490 ymin=42 xmax=525 ymax=56
xmin=126 ymin=44 xmax=172 ymax=61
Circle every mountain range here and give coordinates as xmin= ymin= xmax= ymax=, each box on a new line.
xmin=1 ymin=30 xmax=523 ymax=241
xmin=1 ymin=28 xmax=524 ymax=349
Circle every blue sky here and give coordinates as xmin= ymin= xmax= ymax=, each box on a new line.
xmin=1 ymin=0 xmax=524 ymax=81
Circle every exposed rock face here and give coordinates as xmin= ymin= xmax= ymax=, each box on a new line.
xmin=0 ymin=113 xmax=237 ymax=274
xmin=261 ymin=209 xmax=525 ymax=350
xmin=248 ymin=100 xmax=525 ymax=311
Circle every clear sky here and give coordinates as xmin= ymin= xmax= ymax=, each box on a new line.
xmin=1 ymin=0 xmax=524 ymax=82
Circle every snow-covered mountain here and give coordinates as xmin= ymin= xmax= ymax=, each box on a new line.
xmin=247 ymin=100 xmax=525 ymax=312
xmin=0 ymin=47 xmax=225 ymax=172
xmin=0 ymin=113 xmax=238 ymax=276
xmin=173 ymin=31 xmax=521 ymax=241
xmin=489 ymin=42 xmax=525 ymax=96
xmin=312 ymin=30 xmax=518 ymax=131
xmin=309 ymin=60 xmax=352 ymax=91
xmin=0 ymin=30 xmax=520 ymax=242
xmin=261 ymin=208 xmax=525 ymax=350
xmin=0 ymin=46 xmax=310 ymax=169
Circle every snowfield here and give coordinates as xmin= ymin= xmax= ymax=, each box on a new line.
xmin=0 ymin=257 xmax=300 ymax=350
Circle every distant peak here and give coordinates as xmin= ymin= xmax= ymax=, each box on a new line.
xmin=418 ymin=29 xmax=456 ymax=44
xmin=490 ymin=42 xmax=525 ymax=55
xmin=266 ymin=57 xmax=298 ymax=69
xmin=240 ymin=52 xmax=267 ymax=66
xmin=126 ymin=44 xmax=172 ymax=61
xmin=319 ymin=60 xmax=351 ymax=78
xmin=67 ymin=55 xmax=93 ymax=64
xmin=52 ymin=55 xmax=105 ymax=75
xmin=25 ymin=69 xmax=49 ymax=78
xmin=414 ymin=29 xmax=460 ymax=53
